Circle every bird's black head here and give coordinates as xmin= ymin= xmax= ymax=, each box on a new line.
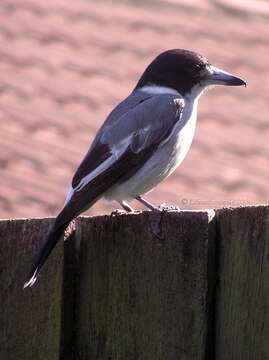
xmin=135 ymin=49 xmax=246 ymax=96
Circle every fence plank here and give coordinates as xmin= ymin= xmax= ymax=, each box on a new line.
xmin=215 ymin=206 xmax=269 ymax=360
xmin=75 ymin=210 xmax=215 ymax=360
xmin=0 ymin=218 xmax=63 ymax=360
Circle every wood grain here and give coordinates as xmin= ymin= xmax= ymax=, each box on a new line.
xmin=215 ymin=206 xmax=269 ymax=360
xmin=75 ymin=210 xmax=215 ymax=360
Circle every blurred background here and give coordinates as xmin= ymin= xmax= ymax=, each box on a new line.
xmin=0 ymin=0 xmax=268 ymax=219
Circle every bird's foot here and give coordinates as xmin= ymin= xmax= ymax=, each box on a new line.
xmin=110 ymin=209 xmax=130 ymax=216
xmin=111 ymin=200 xmax=137 ymax=216
xmin=158 ymin=203 xmax=181 ymax=211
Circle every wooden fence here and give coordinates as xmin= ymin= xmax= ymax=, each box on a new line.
xmin=0 ymin=206 xmax=268 ymax=359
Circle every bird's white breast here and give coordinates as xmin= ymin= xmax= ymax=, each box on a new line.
xmin=163 ymin=97 xmax=198 ymax=174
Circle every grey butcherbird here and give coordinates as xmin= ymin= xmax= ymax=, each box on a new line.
xmin=24 ymin=49 xmax=246 ymax=288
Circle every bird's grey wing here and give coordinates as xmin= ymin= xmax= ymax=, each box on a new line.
xmin=56 ymin=93 xmax=184 ymax=229
xmin=71 ymin=91 xmax=153 ymax=189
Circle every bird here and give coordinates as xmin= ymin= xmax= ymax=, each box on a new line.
xmin=24 ymin=49 xmax=246 ymax=288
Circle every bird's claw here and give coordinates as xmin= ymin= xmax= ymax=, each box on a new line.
xmin=158 ymin=203 xmax=180 ymax=211
xmin=110 ymin=209 xmax=129 ymax=216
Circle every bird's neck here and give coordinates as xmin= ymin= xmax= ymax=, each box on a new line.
xmin=139 ymin=85 xmax=180 ymax=96
xmin=139 ymin=84 xmax=204 ymax=103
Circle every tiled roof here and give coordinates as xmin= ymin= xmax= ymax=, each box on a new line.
xmin=0 ymin=0 xmax=269 ymax=219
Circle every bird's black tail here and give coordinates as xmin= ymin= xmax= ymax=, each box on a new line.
xmin=23 ymin=223 xmax=67 ymax=288
xmin=23 ymin=179 xmax=103 ymax=288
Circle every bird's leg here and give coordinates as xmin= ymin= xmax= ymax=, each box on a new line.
xmin=111 ymin=201 xmax=135 ymax=216
xmin=119 ymin=200 xmax=135 ymax=212
xmin=159 ymin=203 xmax=180 ymax=211
xmin=135 ymin=196 xmax=160 ymax=211
xmin=136 ymin=196 xmax=180 ymax=211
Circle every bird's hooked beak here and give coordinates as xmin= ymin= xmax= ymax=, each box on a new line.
xmin=204 ymin=65 xmax=246 ymax=87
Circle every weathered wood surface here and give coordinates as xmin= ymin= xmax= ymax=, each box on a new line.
xmin=0 ymin=218 xmax=63 ymax=360
xmin=215 ymin=206 xmax=269 ymax=360
xmin=75 ymin=210 xmax=215 ymax=360
xmin=0 ymin=208 xmax=268 ymax=359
